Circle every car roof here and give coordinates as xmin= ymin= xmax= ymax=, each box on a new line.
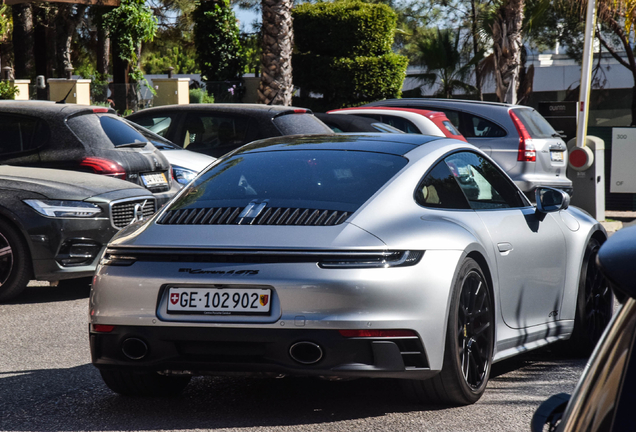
xmin=126 ymin=103 xmax=314 ymax=117
xmin=233 ymin=133 xmax=446 ymax=157
xmin=367 ymin=98 xmax=517 ymax=111
xmin=0 ymin=100 xmax=116 ymax=117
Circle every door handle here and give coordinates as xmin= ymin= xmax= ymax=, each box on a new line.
xmin=497 ymin=242 xmax=513 ymax=255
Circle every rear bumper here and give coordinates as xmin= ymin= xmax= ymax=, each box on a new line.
xmin=90 ymin=325 xmax=435 ymax=380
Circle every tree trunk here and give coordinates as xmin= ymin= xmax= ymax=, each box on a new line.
xmin=12 ymin=3 xmax=35 ymax=79
xmin=55 ymin=4 xmax=88 ymax=77
xmin=112 ymin=41 xmax=130 ymax=113
xmin=492 ymin=0 xmax=525 ymax=104
xmin=258 ymin=0 xmax=293 ymax=105
xmin=470 ymin=0 xmax=483 ymax=101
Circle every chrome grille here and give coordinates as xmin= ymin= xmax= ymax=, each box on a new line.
xmin=158 ymin=207 xmax=350 ymax=226
xmin=110 ymin=198 xmax=156 ymax=229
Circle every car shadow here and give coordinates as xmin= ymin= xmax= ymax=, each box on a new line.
xmin=0 ymin=349 xmax=586 ymax=432
xmin=5 ymin=279 xmax=92 ymax=305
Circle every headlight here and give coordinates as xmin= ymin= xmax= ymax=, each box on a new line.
xmin=24 ymin=199 xmax=102 ymax=218
xmin=172 ymin=165 xmax=198 ymax=186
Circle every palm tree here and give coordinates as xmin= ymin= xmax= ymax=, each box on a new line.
xmin=490 ymin=0 xmax=525 ymax=104
xmin=257 ymin=0 xmax=293 ymax=105
xmin=413 ymin=28 xmax=478 ymax=99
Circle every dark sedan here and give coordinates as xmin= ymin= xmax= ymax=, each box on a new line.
xmin=126 ymin=104 xmax=333 ymax=158
xmin=0 ymin=101 xmax=180 ymax=206
xmin=0 ymin=166 xmax=157 ymax=301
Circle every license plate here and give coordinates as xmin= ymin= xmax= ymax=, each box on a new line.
xmin=550 ymin=151 xmax=564 ymax=162
xmin=141 ymin=172 xmax=168 ymax=187
xmin=167 ymin=287 xmax=272 ymax=315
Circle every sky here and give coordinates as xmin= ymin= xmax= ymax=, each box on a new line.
xmin=233 ymin=6 xmax=261 ymax=32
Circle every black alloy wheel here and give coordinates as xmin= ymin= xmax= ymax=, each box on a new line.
xmin=569 ymin=238 xmax=613 ymax=356
xmin=456 ymin=266 xmax=493 ymax=391
xmin=403 ymin=258 xmax=494 ymax=405
xmin=0 ymin=219 xmax=32 ymax=302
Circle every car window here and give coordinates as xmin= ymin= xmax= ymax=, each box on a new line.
xmin=130 ymin=115 xmax=172 ymax=138
xmin=415 ymin=160 xmax=471 ymax=209
xmin=67 ymin=114 xmax=149 ymax=149
xmin=444 ymin=152 xmax=526 ymax=209
xmin=463 ymin=114 xmax=507 ymax=138
xmin=166 ymin=150 xmax=408 ymax=214
xmin=99 ymin=116 xmax=148 ymax=146
xmin=512 ymin=108 xmax=557 ymax=139
xmin=182 ymin=113 xmax=251 ymax=154
xmin=272 ymin=113 xmax=333 ymax=135
xmin=0 ymin=114 xmax=48 ymax=155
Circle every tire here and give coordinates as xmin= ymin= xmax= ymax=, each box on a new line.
xmin=99 ymin=369 xmax=191 ymax=397
xmin=568 ymin=238 xmax=613 ymax=356
xmin=0 ymin=219 xmax=32 ymax=302
xmin=403 ymin=258 xmax=494 ymax=405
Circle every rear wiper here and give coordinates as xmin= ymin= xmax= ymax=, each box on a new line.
xmin=116 ymin=142 xmax=149 ymax=148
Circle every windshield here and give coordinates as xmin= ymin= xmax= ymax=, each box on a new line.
xmin=167 ymin=149 xmax=408 ymax=213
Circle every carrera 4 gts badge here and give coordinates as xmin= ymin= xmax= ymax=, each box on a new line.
xmin=178 ymin=268 xmax=259 ymax=275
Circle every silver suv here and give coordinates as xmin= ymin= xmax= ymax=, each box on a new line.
xmin=364 ymin=99 xmax=572 ymax=196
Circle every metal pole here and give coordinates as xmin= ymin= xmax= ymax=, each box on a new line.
xmin=576 ymin=0 xmax=598 ymax=148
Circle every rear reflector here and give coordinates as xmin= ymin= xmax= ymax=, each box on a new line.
xmin=339 ymin=329 xmax=418 ymax=338
xmin=80 ymin=157 xmax=127 ymax=179
xmin=93 ymin=324 xmax=115 ymax=333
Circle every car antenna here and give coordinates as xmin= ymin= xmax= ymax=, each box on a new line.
xmin=56 ymin=85 xmax=75 ymax=104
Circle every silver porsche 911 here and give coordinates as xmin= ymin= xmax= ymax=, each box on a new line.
xmin=89 ymin=133 xmax=612 ymax=405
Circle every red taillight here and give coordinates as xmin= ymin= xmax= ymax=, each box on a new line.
xmin=92 ymin=107 xmax=110 ymax=113
xmin=293 ymin=109 xmax=308 ymax=113
xmin=510 ymin=110 xmax=535 ymax=162
xmin=80 ymin=157 xmax=126 ymax=179
xmin=93 ymin=324 xmax=115 ymax=333
xmin=339 ymin=329 xmax=418 ymax=338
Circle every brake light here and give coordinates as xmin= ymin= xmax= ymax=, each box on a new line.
xmin=339 ymin=329 xmax=418 ymax=338
xmin=510 ymin=110 xmax=535 ymax=162
xmin=293 ymin=109 xmax=308 ymax=113
xmin=80 ymin=157 xmax=127 ymax=179
xmin=92 ymin=107 xmax=110 ymax=113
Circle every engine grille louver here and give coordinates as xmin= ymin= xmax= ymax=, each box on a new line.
xmin=158 ymin=207 xmax=350 ymax=226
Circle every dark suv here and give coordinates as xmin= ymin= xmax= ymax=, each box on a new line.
xmin=364 ymin=98 xmax=572 ymax=196
xmin=0 ymin=101 xmax=179 ymax=206
xmin=126 ymin=104 xmax=333 ymax=158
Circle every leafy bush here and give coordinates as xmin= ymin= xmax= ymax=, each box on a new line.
xmin=293 ymin=1 xmax=397 ymax=58
xmin=292 ymin=0 xmax=408 ymax=110
xmin=189 ymin=88 xmax=215 ymax=104
xmin=193 ymin=0 xmax=244 ymax=83
xmin=0 ymin=82 xmax=19 ymax=100
xmin=293 ymin=54 xmax=407 ymax=109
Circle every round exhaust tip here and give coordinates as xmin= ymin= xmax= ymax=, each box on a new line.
xmin=121 ymin=338 xmax=148 ymax=360
xmin=289 ymin=341 xmax=323 ymax=365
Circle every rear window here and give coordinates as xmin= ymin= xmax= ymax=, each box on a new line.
xmin=272 ymin=113 xmax=333 ymax=135
xmin=67 ymin=114 xmax=149 ymax=148
xmin=512 ymin=108 xmax=557 ymax=138
xmin=0 ymin=114 xmax=49 ymax=155
xmin=168 ymin=150 xmax=408 ymax=213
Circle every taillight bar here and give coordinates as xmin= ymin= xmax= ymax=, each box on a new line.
xmin=80 ymin=157 xmax=127 ymax=179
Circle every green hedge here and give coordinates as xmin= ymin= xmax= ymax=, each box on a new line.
xmin=293 ymin=53 xmax=408 ymax=109
xmin=293 ymin=1 xmax=397 ymax=58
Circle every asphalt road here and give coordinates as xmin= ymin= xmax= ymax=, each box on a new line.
xmin=0 ymin=282 xmax=589 ymax=432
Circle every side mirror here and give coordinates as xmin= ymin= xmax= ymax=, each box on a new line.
xmin=531 ymin=393 xmax=571 ymax=432
xmin=536 ymin=187 xmax=570 ymax=213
